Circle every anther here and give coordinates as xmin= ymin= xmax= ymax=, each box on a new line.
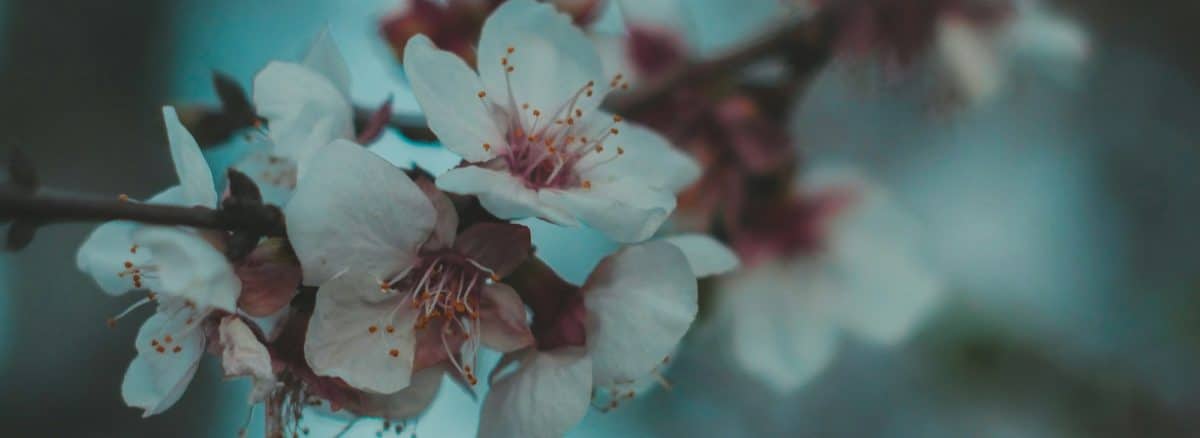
xmin=118 ymin=194 xmax=130 ymax=202
xmin=595 ymin=145 xmax=604 ymax=153
xmin=477 ymin=91 xmax=486 ymax=98
xmin=106 ymin=318 xmax=117 ymax=328
xmin=617 ymin=147 xmax=625 ymax=155
xmin=173 ymin=346 xmax=182 ymax=353
xmin=532 ymin=109 xmax=541 ymax=117
xmin=483 ymin=143 xmax=491 ymax=152
xmin=582 ymin=180 xmax=592 ymax=189
xmin=389 ymin=349 xmax=400 ymax=358
xmin=610 ymin=128 xmax=619 ymax=135
xmin=507 ymin=46 xmax=514 ymax=54
xmin=612 ymin=115 xmax=623 ymax=122
xmin=155 ymin=346 xmax=166 ymax=354
xmin=368 ymin=325 xmax=378 ymax=334
xmin=386 ymin=325 xmax=395 ymax=334
xmin=163 ymin=335 xmax=173 ymax=343
xmin=506 ymin=66 xmax=514 ymax=73
xmin=575 ymin=109 xmax=582 ymax=118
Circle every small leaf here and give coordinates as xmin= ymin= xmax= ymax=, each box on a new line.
xmin=225 ymin=168 xmax=263 ymax=204
xmin=356 ymin=96 xmax=394 ymax=145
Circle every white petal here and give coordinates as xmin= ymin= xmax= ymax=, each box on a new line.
xmin=478 ymin=0 xmax=606 ymax=124
xmin=478 ymin=283 xmax=534 ymax=353
xmin=76 ymin=221 xmax=144 ymax=295
xmin=121 ymin=307 xmax=206 ymax=417
xmin=305 ymin=271 xmax=419 ymax=394
xmin=716 ymin=261 xmax=838 ymax=393
xmin=478 ymin=348 xmax=592 ymax=438
xmin=303 ymin=28 xmax=352 ymax=98
xmin=539 ymin=179 xmax=675 ymax=243
xmin=218 ymin=316 xmax=276 ymax=402
xmin=403 ymin=35 xmax=505 ymax=163
xmin=583 ymin=240 xmax=697 ymax=387
xmin=285 ymin=140 xmax=435 ymax=285
xmin=436 ymin=166 xmax=577 ymax=225
xmin=415 ymin=177 xmax=459 ymax=250
xmin=578 ymin=115 xmax=700 ymax=193
xmin=827 ymin=186 xmax=944 ymax=345
xmin=131 ymin=226 xmax=239 ymax=312
xmin=936 ymin=17 xmax=1005 ymax=105
xmin=162 ymin=106 xmax=218 ymax=208
xmin=353 ymin=366 xmax=444 ymax=420
xmin=660 ymin=234 xmax=739 ymax=278
xmin=253 ymin=61 xmax=354 ymax=168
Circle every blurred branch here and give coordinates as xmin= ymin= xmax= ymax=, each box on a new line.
xmin=353 ymin=106 xmax=438 ymax=143
xmin=606 ymin=12 xmax=835 ymax=117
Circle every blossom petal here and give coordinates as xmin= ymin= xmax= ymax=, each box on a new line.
xmin=305 ymin=271 xmax=420 ymax=394
xmin=437 ymin=166 xmax=577 ymax=225
xmin=121 ymin=306 xmax=205 ymax=417
xmin=351 ymin=366 xmax=444 ymax=420
xmin=218 ymin=316 xmax=277 ymax=402
xmin=661 ymin=234 xmax=739 ymax=278
xmin=478 ymin=348 xmax=592 ymax=438
xmin=540 ymin=179 xmax=675 ymax=243
xmin=403 ymin=34 xmax=505 ymax=163
xmin=828 ymin=187 xmax=944 ymax=345
xmin=131 ymin=226 xmax=239 ymax=312
xmin=303 ymin=28 xmax=352 ymax=98
xmin=253 ymin=61 xmax=354 ymax=168
xmin=415 ymin=177 xmax=459 ymax=250
xmin=578 ymin=115 xmax=700 ymax=193
xmin=582 ymin=241 xmax=697 ymax=387
xmin=478 ymin=0 xmax=605 ymax=124
xmin=453 ymin=223 xmax=532 ymax=278
xmin=478 ymin=283 xmax=534 ymax=353
xmin=162 ymin=106 xmax=218 ymax=208
xmin=285 ymin=140 xmax=435 ymax=285
xmin=77 ymin=221 xmax=144 ymax=295
xmin=717 ymin=261 xmax=837 ymax=392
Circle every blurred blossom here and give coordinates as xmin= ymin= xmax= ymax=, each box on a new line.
xmin=708 ymin=168 xmax=943 ymax=391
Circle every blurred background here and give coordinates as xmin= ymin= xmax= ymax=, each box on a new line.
xmin=1 ymin=0 xmax=1200 ymax=436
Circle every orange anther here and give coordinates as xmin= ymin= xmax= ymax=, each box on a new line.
xmin=389 ymin=349 xmax=400 ymax=358
xmin=612 ymin=115 xmax=623 ymax=122
xmin=483 ymin=143 xmax=491 ymax=151
xmin=163 ymin=335 xmax=173 ymax=343
xmin=386 ymin=325 xmax=395 ymax=334
xmin=106 ymin=318 xmax=117 ymax=328
xmin=123 ymin=261 xmax=133 ymax=269
xmin=477 ymin=91 xmax=486 ymax=98
xmin=173 ymin=346 xmax=182 ymax=353
xmin=155 ymin=346 xmax=166 ymax=354
xmin=506 ymin=47 xmax=514 ymax=54
xmin=610 ymin=128 xmax=619 ymax=135
xmin=506 ymin=66 xmax=514 ymax=73
xmin=582 ymin=180 xmax=592 ymax=189
xmin=617 ymin=147 xmax=625 ymax=155
xmin=118 ymin=194 xmax=130 ymax=202
xmin=368 ymin=325 xmax=378 ymax=334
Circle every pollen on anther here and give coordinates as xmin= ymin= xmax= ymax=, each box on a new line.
xmin=368 ymin=325 xmax=378 ymax=334
xmin=582 ymin=180 xmax=592 ymax=190
xmin=389 ymin=349 xmax=400 ymax=358
xmin=151 ymin=339 xmax=159 ymax=347
xmin=617 ymin=147 xmax=625 ymax=155
xmin=163 ymin=335 xmax=173 ymax=343
xmin=506 ymin=66 xmax=514 ymax=73
xmin=386 ymin=325 xmax=395 ymax=334
xmin=532 ymin=109 xmax=541 ymax=117
xmin=477 ymin=91 xmax=486 ymax=98
xmin=575 ymin=109 xmax=582 ymax=118
xmin=130 ymin=245 xmax=139 ymax=254
xmin=613 ymin=115 xmax=623 ymax=122
xmin=611 ymin=128 xmax=620 ymax=135
xmin=118 ymin=194 xmax=130 ymax=202
xmin=521 ymin=103 xmax=529 ymax=110
xmin=155 ymin=346 xmax=166 ymax=354
xmin=595 ymin=145 xmax=604 ymax=153
xmin=123 ymin=261 xmax=133 ymax=269
xmin=483 ymin=143 xmax=491 ymax=151
xmin=172 ymin=346 xmax=182 ymax=353
xmin=507 ymin=46 xmax=514 ymax=54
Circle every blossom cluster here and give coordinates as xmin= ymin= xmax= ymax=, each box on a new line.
xmin=62 ymin=0 xmax=1090 ymax=436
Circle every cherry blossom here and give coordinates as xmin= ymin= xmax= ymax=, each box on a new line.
xmin=284 ymin=140 xmax=534 ymax=394
xmin=402 ymin=0 xmax=699 ymax=243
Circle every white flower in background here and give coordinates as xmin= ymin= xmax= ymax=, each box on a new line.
xmin=935 ymin=0 xmax=1090 ymax=106
xmin=218 ymin=316 xmax=278 ymax=403
xmin=239 ymin=30 xmax=356 ymax=205
xmin=478 ymin=236 xmax=736 ymax=438
xmin=403 ymin=0 xmax=700 ymax=243
xmin=712 ymin=169 xmax=943 ymax=392
xmin=284 ymin=140 xmax=534 ymax=394
xmin=75 ymin=107 xmax=242 ymax=416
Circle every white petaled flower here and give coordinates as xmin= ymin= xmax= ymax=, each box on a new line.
xmin=403 ymin=0 xmax=700 ymax=243
xmin=240 ymin=30 xmax=355 ymax=205
xmin=713 ymin=169 xmax=944 ymax=392
xmin=478 ymin=237 xmax=736 ymax=438
xmin=75 ymin=107 xmax=241 ymax=416
xmin=217 ymin=316 xmax=279 ymax=403
xmin=285 ymin=140 xmax=534 ymax=394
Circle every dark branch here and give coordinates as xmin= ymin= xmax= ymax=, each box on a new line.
xmin=353 ymin=106 xmax=438 ymax=143
xmin=0 ymin=187 xmax=286 ymax=237
xmin=605 ymin=12 xmax=835 ymax=117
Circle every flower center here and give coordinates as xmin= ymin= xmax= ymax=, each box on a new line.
xmin=476 ymin=46 xmax=631 ymax=190
xmin=379 ymin=252 xmax=494 ymax=384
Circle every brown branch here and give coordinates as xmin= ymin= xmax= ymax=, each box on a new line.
xmin=0 ymin=187 xmax=286 ymax=237
xmin=353 ymin=107 xmax=438 ymax=143
xmin=605 ymin=12 xmax=835 ymax=117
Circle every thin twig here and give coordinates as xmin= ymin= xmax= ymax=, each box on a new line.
xmin=0 ymin=187 xmax=286 ymax=236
